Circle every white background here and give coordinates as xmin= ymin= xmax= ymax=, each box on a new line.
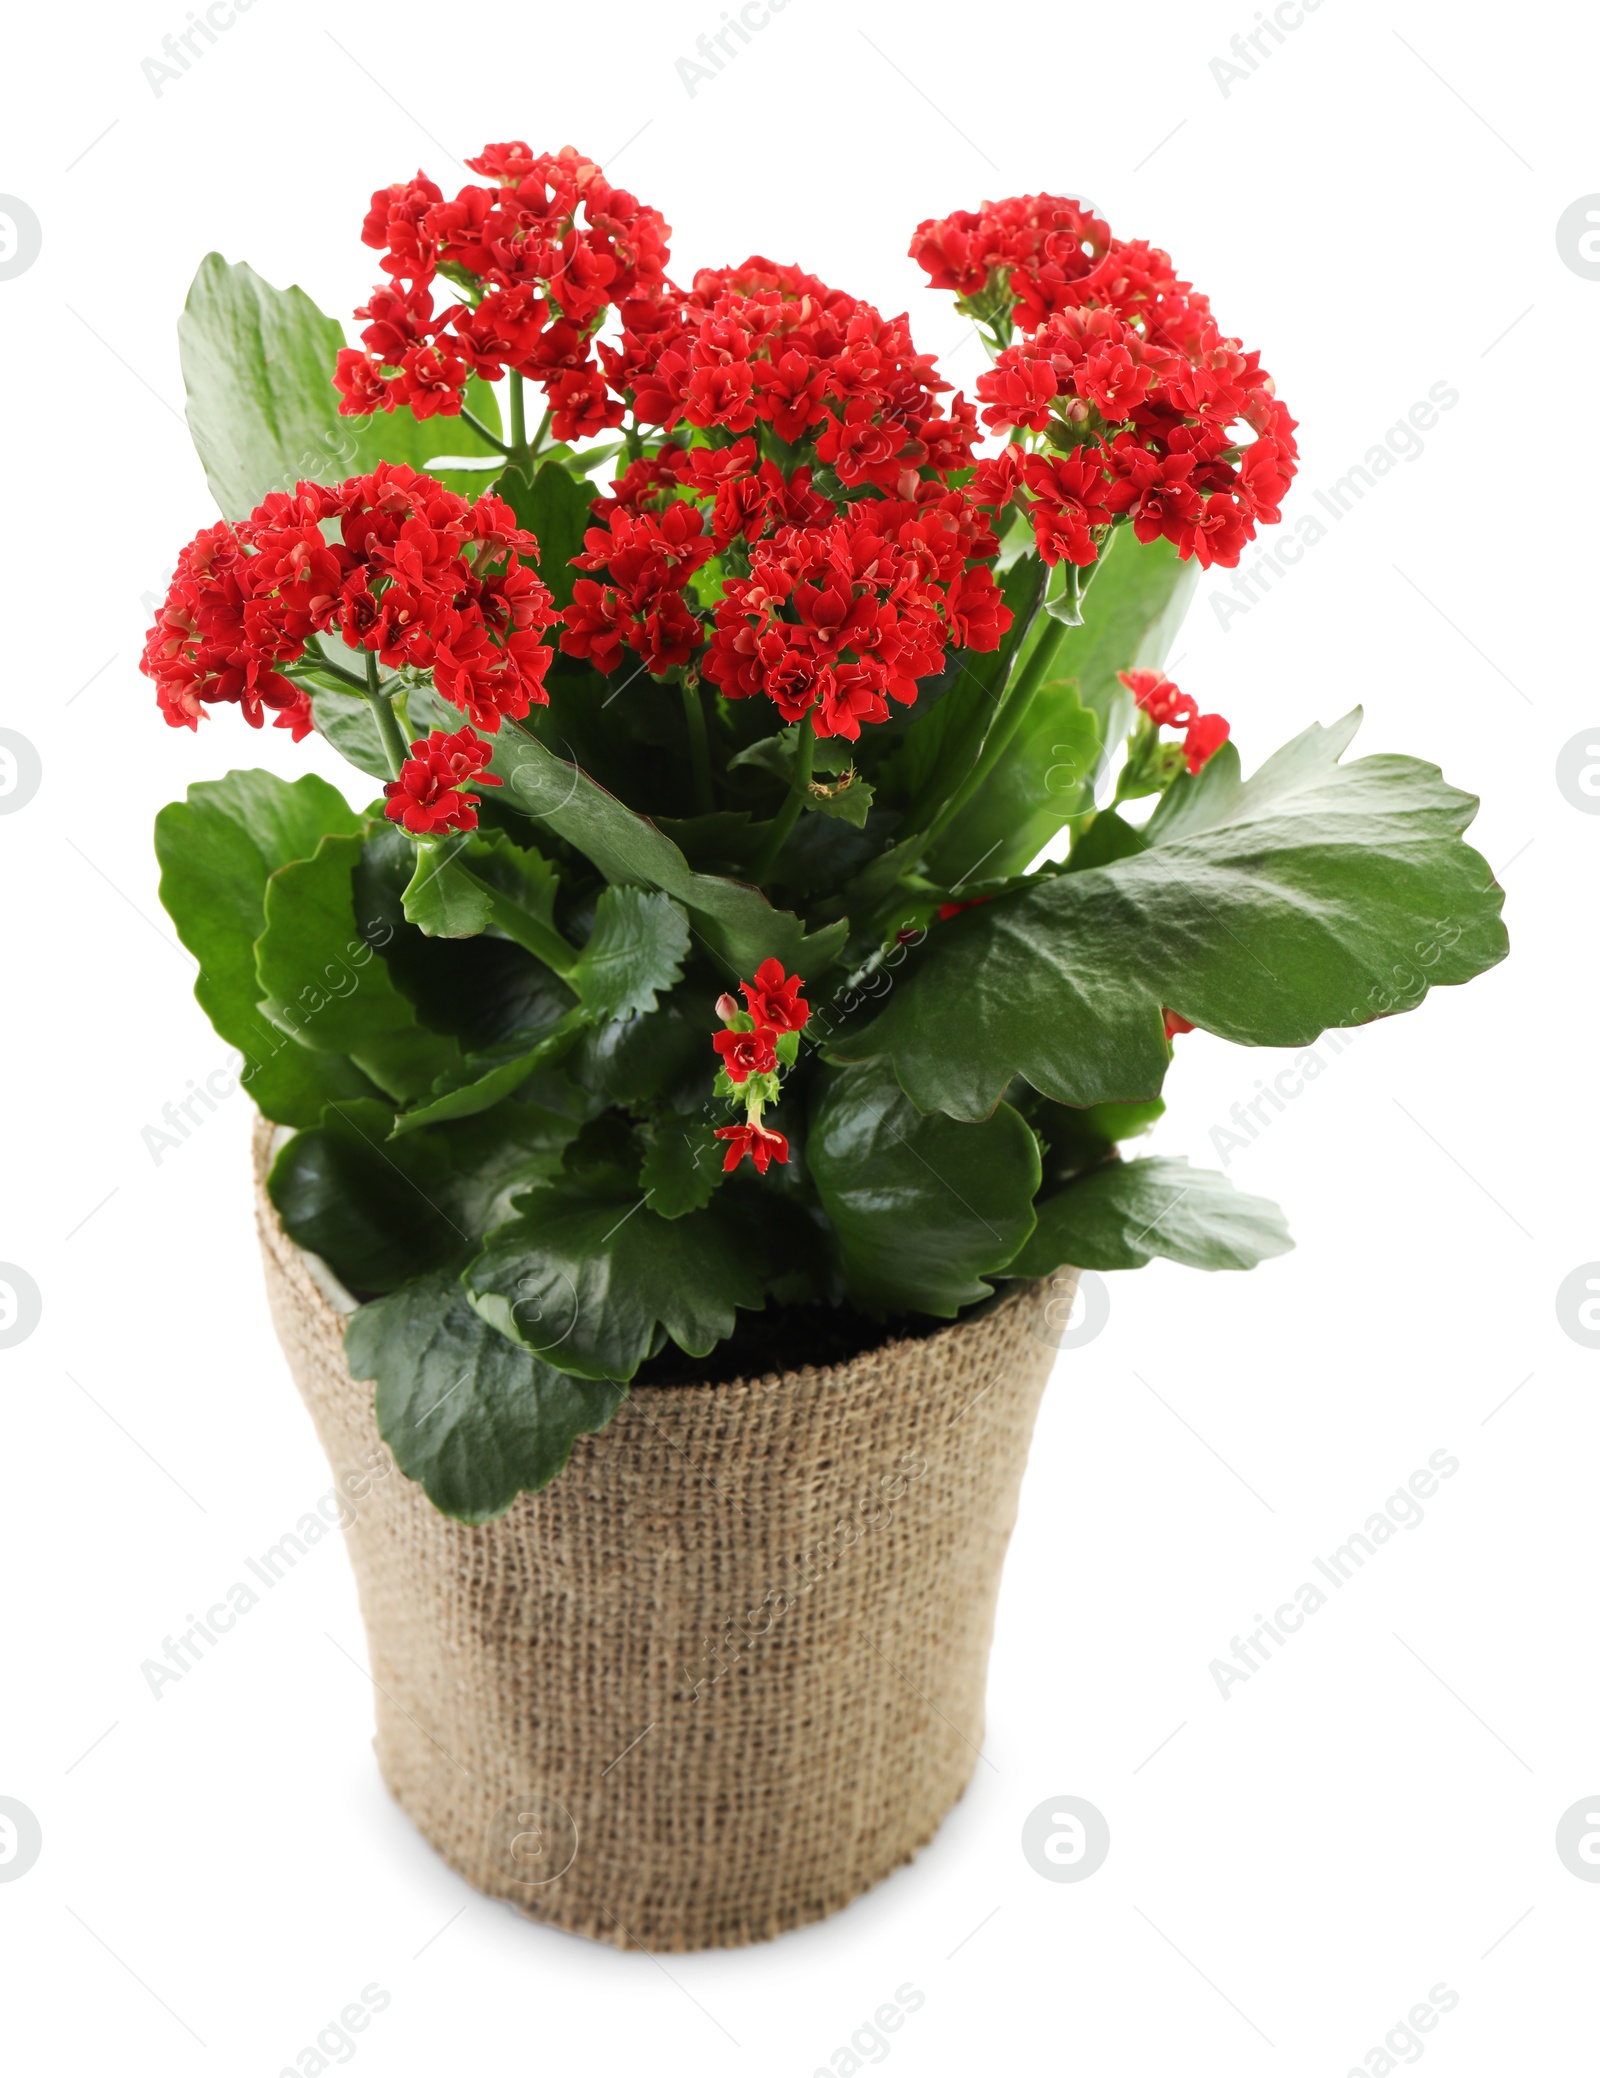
xmin=1 ymin=1 xmax=1594 ymax=2071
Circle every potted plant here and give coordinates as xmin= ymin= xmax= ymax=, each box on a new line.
xmin=145 ymin=146 xmax=1507 ymax=1950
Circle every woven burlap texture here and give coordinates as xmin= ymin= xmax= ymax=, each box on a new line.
xmin=253 ymin=1117 xmax=1064 ymax=1951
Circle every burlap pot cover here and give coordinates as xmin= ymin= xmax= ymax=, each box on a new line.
xmin=252 ymin=1118 xmax=1067 ymax=1951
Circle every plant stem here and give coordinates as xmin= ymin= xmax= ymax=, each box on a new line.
xmin=918 ymin=548 xmax=1110 ymax=862
xmin=680 ymin=676 xmax=714 ymax=815
xmin=509 ymin=371 xmax=527 ymax=454
xmin=459 ymin=406 xmax=511 ymax=457
xmin=459 ymin=868 xmax=579 ymax=976
xmin=922 ymin=613 xmax=1071 ymax=854
xmin=750 ymin=718 xmax=815 ymax=883
xmin=300 ymin=641 xmax=368 ymax=691
xmin=362 ymin=651 xmax=411 ymax=780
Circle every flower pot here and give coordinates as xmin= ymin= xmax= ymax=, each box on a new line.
xmin=252 ymin=1120 xmax=1064 ymax=1951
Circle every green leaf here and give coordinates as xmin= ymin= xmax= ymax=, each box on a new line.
xmin=1037 ymin=1096 xmax=1166 ymax=1186
xmin=489 ymin=724 xmax=841 ymax=977
xmin=154 ymin=771 xmax=381 ymax=1128
xmin=806 ymin=1060 xmax=1040 ymax=1315
xmin=568 ymin=982 xmax=709 ymax=1109
xmin=923 ymin=528 xmax=1195 ymax=885
xmin=1011 ymin=1157 xmax=1294 ymax=1274
xmin=569 ymin=887 xmax=691 ymax=1019
xmin=492 ymin=458 xmax=593 ymax=611
xmin=267 ymin=1099 xmax=469 ymax=1292
xmin=891 ymin=555 xmax=1048 ymax=829
xmin=270 ymin=1095 xmax=580 ymax=1291
xmin=308 ymin=688 xmax=390 ymax=781
xmin=179 ymin=254 xmax=507 ymax=519
xmin=1064 ymin=807 xmax=1148 ymax=874
xmin=1055 ymin=527 xmax=1199 ymax=751
xmin=831 ymin=711 xmax=1509 ymax=1120
xmin=807 ymin=771 xmax=875 ymax=827
xmin=639 ymin=1118 xmax=725 ymax=1218
xmin=351 ymin=821 xmax=573 ymax=1054
xmin=926 ymin=676 xmax=1099 ymax=885
xmin=255 ymin=832 xmax=462 ymax=1103
xmin=401 ymin=842 xmax=492 ymax=938
xmin=346 ymin=1272 xmax=626 ymax=1523
xmin=391 ymin=1012 xmax=586 ymax=1133
xmin=465 ymin=1187 xmax=765 ymax=1381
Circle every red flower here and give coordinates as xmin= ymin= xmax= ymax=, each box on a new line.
xmin=1117 ymin=669 xmax=1229 ymax=774
xmin=1163 ymin=1009 xmax=1196 ymax=1040
xmin=1118 ymin=667 xmax=1196 ymax=729
xmin=1183 ymin=712 xmax=1230 ymax=772
xmin=740 ymin=958 xmax=809 ymax=1032
xmin=715 ymin=1121 xmax=790 ymax=1174
xmin=713 ymin=1025 xmax=779 ymax=1083
xmin=344 ymin=144 xmax=671 ymax=422
xmin=383 ymin=724 xmax=502 ymax=834
xmin=142 ymin=465 xmax=555 ymax=741
xmin=922 ymin=194 xmax=1298 ymax=576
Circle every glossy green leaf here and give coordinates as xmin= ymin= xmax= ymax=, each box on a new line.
xmin=465 ymin=1186 xmax=765 ymax=1381
xmin=568 ymin=984 xmax=709 ymax=1109
xmin=401 ymin=842 xmax=493 ymax=938
xmin=487 ymin=722 xmax=843 ymax=977
xmin=346 ymin=1272 xmax=625 ymax=1522
xmin=1064 ymin=806 xmax=1147 ymax=874
xmin=391 ymin=1012 xmax=586 ymax=1133
xmin=1010 ymin=1157 xmax=1293 ymax=1274
xmin=926 ymin=677 xmax=1100 ymax=886
xmin=154 ymin=771 xmax=380 ymax=1127
xmin=308 ymin=688 xmax=390 ymax=781
xmin=492 ymin=458 xmax=593 ymax=610
xmin=1054 ymin=527 xmax=1199 ymax=751
xmin=179 ymin=254 xmax=506 ymax=519
xmin=569 ymin=887 xmax=691 ymax=1019
xmin=806 ymin=1060 xmax=1040 ymax=1314
xmin=831 ymin=711 xmax=1509 ymax=1120
xmin=255 ymin=832 xmax=462 ymax=1103
xmin=639 ymin=1118 xmax=725 ymax=1218
xmin=892 ymin=556 xmax=1047 ymax=827
xmin=269 ymin=1095 xmax=579 ymax=1292
xmin=267 ymin=1100 xmax=470 ymax=1292
xmin=924 ymin=529 xmax=1195 ymax=884
xmin=352 ymin=822 xmax=572 ymax=1053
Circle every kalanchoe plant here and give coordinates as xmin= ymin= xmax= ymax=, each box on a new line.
xmin=148 ymin=149 xmax=1508 ymax=1522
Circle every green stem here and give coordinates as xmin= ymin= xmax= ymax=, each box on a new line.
xmin=528 ymin=408 xmax=553 ymax=459
xmin=298 ymin=642 xmax=368 ymax=691
xmin=750 ymin=719 xmax=815 ymax=883
xmin=923 ymin=614 xmax=1070 ymax=853
xmin=459 ymin=868 xmax=579 ymax=976
xmin=509 ymin=371 xmax=527 ymax=454
xmin=362 ymin=652 xmax=411 ymax=780
xmin=680 ymin=677 xmax=714 ymax=815
xmin=918 ymin=548 xmax=1110 ymax=863
xmin=459 ymin=406 xmax=511 ymax=457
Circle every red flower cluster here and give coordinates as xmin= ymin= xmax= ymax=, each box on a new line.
xmin=141 ymin=465 xmax=555 ymax=739
xmin=336 ymin=143 xmax=670 ymax=438
xmin=383 ymin=724 xmax=501 ymax=835
xmin=1119 ymin=668 xmax=1230 ymax=774
xmin=711 ymin=959 xmax=808 ymax=1173
xmin=913 ymin=193 xmax=1297 ymax=573
xmin=909 ymin=192 xmax=1115 ymax=331
xmin=564 ymin=275 xmax=1008 ymax=734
